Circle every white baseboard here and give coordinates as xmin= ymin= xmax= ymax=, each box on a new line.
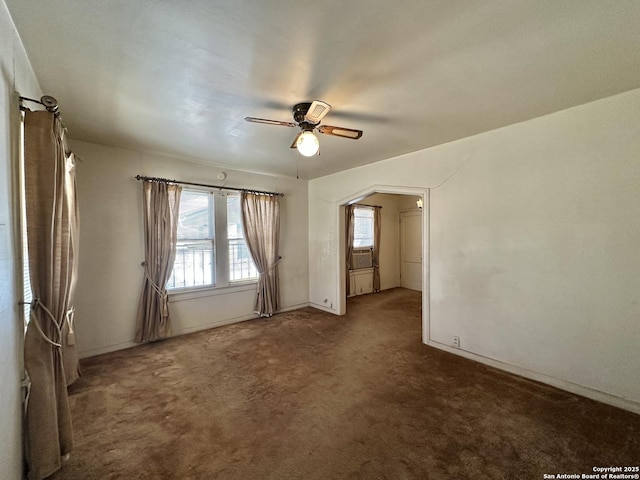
xmin=175 ymin=313 xmax=260 ymax=336
xmin=79 ymin=341 xmax=138 ymax=359
xmin=309 ymin=302 xmax=339 ymax=314
xmin=78 ymin=302 xmax=311 ymax=359
xmin=279 ymin=302 xmax=311 ymax=312
xmin=427 ymin=340 xmax=640 ymax=415
xmin=176 ymin=302 xmax=312 ymax=336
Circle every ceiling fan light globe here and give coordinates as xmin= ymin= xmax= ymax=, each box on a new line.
xmin=296 ymin=131 xmax=319 ymax=157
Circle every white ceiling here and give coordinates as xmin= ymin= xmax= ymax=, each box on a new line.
xmin=6 ymin=0 xmax=640 ymax=179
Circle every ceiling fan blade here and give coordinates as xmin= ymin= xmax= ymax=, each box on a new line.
xmin=290 ymin=132 xmax=302 ymax=149
xmin=317 ymin=125 xmax=363 ymax=139
xmin=244 ymin=117 xmax=296 ymax=127
xmin=304 ymin=100 xmax=331 ymax=124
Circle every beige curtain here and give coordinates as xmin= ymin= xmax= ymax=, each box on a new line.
xmin=372 ymin=206 xmax=382 ymax=292
xmin=345 ymin=205 xmax=355 ymax=297
xmin=23 ymin=110 xmax=80 ymax=480
xmin=135 ymin=181 xmax=182 ymax=342
xmin=241 ymin=192 xmax=280 ymax=317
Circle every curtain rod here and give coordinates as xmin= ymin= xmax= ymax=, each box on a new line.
xmin=19 ymin=95 xmax=61 ymax=116
xmin=135 ymin=175 xmax=284 ymax=197
xmin=354 ymin=203 xmax=382 ymax=209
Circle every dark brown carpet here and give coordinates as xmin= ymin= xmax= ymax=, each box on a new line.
xmin=52 ymin=288 xmax=640 ymax=479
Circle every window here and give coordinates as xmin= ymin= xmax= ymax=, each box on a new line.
xmin=353 ymin=207 xmax=374 ymax=248
xmin=227 ymin=193 xmax=258 ymax=281
xmin=19 ymin=114 xmax=32 ymax=328
xmin=167 ymin=189 xmax=257 ymax=291
xmin=167 ymin=190 xmax=215 ymax=289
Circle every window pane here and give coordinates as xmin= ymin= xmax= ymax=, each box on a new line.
xmin=178 ymin=190 xmax=212 ymax=240
xmin=226 ymin=193 xmax=244 ymax=239
xmin=228 ymin=239 xmax=258 ymax=281
xmin=353 ymin=207 xmax=374 ymax=248
xmin=227 ymin=193 xmax=258 ymax=281
xmin=169 ymin=189 xmax=215 ymax=290
xmin=167 ymin=241 xmax=214 ymax=289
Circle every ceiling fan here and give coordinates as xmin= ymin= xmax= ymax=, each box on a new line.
xmin=244 ymin=100 xmax=363 ymax=157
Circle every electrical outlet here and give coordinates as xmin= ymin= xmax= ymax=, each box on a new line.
xmin=453 ymin=336 xmax=460 ymax=348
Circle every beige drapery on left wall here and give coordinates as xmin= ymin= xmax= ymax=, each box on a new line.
xmin=135 ymin=180 xmax=182 ymax=342
xmin=23 ymin=110 xmax=80 ymax=480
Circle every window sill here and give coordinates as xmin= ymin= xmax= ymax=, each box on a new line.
xmin=168 ymin=281 xmax=257 ymax=303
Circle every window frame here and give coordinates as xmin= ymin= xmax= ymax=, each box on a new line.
xmin=19 ymin=112 xmax=32 ymax=329
xmin=167 ymin=189 xmax=216 ymax=290
xmin=353 ymin=206 xmax=375 ymax=249
xmin=167 ymin=188 xmax=258 ymax=294
xmin=226 ymin=193 xmax=259 ymax=283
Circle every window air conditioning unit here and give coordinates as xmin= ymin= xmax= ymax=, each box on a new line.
xmin=352 ymin=249 xmax=373 ymax=270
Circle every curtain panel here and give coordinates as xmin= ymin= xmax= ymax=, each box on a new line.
xmin=345 ymin=205 xmax=355 ymax=297
xmin=241 ymin=192 xmax=280 ymax=317
xmin=23 ymin=110 xmax=80 ymax=480
xmin=135 ymin=181 xmax=182 ymax=342
xmin=372 ymin=206 xmax=381 ymax=292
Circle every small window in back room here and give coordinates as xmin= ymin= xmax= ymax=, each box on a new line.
xmin=353 ymin=206 xmax=374 ymax=248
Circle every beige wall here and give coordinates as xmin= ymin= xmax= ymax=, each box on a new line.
xmin=397 ymin=195 xmax=421 ymax=212
xmin=0 ymin=2 xmax=42 ymax=478
xmin=309 ymin=88 xmax=640 ymax=413
xmin=72 ymin=140 xmax=309 ymax=358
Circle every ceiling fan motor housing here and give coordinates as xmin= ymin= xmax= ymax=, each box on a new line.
xmin=292 ymin=102 xmax=312 ymax=124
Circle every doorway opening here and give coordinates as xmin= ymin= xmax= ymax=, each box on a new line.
xmin=337 ymin=186 xmax=429 ymax=344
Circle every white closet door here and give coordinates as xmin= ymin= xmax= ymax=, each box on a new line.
xmin=400 ymin=211 xmax=422 ymax=291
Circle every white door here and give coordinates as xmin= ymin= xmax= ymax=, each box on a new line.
xmin=400 ymin=210 xmax=422 ymax=291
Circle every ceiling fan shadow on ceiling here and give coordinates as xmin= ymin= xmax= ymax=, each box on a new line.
xmin=244 ymin=100 xmax=363 ymax=157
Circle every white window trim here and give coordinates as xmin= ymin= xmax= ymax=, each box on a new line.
xmin=168 ymin=188 xmax=258 ymax=292
xmin=169 ymin=189 xmax=216 ymax=290
xmin=353 ymin=206 xmax=375 ymax=249
xmin=19 ymin=111 xmax=32 ymax=330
